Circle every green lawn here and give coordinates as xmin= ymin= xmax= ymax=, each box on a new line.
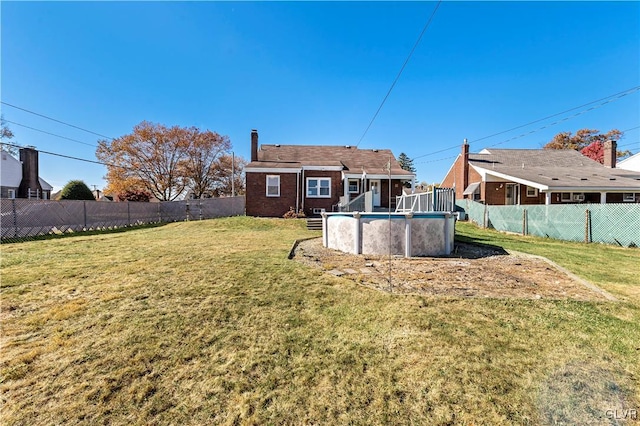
xmin=1 ymin=217 xmax=638 ymax=425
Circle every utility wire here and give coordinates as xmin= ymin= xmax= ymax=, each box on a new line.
xmin=355 ymin=0 xmax=442 ymax=148
xmin=0 ymin=142 xmax=128 ymax=170
xmin=618 ymin=141 xmax=640 ymax=148
xmin=5 ymin=120 xmax=99 ymax=148
xmin=1 ymin=101 xmax=115 ymax=140
xmin=417 ymin=141 xmax=640 ymax=167
xmin=412 ymin=85 xmax=640 ymax=160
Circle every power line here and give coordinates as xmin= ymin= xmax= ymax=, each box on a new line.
xmin=417 ymin=139 xmax=640 ymax=167
xmin=5 ymin=120 xmax=99 ymax=148
xmin=355 ymin=0 xmax=442 ymax=148
xmin=0 ymin=142 xmax=127 ymax=170
xmin=1 ymin=101 xmax=115 ymax=140
xmin=412 ymin=85 xmax=640 ymax=160
xmin=414 ymin=154 xmax=457 ymax=165
xmin=482 ymin=96 xmax=631 ymax=150
xmin=618 ymin=141 xmax=640 ymax=148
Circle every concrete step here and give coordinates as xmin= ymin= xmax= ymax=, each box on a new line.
xmin=306 ymin=218 xmax=323 ymax=230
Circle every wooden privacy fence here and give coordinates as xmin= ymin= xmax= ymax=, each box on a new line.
xmin=455 ymin=200 xmax=640 ymax=247
xmin=0 ymin=196 xmax=245 ymax=242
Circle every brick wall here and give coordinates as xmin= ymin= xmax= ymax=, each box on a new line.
xmin=301 ymin=171 xmax=342 ymax=216
xmin=246 ymin=172 xmax=299 ymax=217
xmin=246 ymin=170 xmax=344 ymax=217
xmin=605 ymin=193 xmax=640 ymax=203
xmin=520 ymin=185 xmax=546 ymax=205
xmin=247 ymin=170 xmax=413 ymax=216
xmin=484 ymin=182 xmax=506 ymax=205
xmin=441 ymin=155 xmax=482 ymax=199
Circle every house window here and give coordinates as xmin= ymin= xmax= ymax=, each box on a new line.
xmin=266 ymin=175 xmax=280 ymax=197
xmin=560 ymin=193 xmax=572 ymax=202
xmin=526 ymin=186 xmax=538 ymax=197
xmin=7 ymin=189 xmax=16 ymax=199
xmin=348 ymin=179 xmax=359 ymax=194
xmin=307 ymin=178 xmax=331 ymax=198
xmin=623 ymin=193 xmax=635 ymax=202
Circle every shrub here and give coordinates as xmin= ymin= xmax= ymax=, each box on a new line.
xmin=58 ymin=180 xmax=95 ymax=200
xmin=283 ymin=207 xmax=306 ymax=219
xmin=117 ymin=189 xmax=152 ymax=202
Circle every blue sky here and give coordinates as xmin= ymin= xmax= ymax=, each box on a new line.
xmin=2 ymin=1 xmax=639 ymax=192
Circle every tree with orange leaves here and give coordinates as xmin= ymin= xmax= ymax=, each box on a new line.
xmin=96 ymin=121 xmax=235 ymax=201
xmin=544 ymin=128 xmax=622 ymax=151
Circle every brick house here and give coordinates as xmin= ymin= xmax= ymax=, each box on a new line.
xmin=1 ymin=147 xmax=53 ymax=199
xmin=441 ymin=140 xmax=640 ymax=204
xmin=245 ymin=130 xmax=415 ymax=217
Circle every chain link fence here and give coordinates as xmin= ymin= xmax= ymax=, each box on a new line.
xmin=0 ymin=197 xmax=245 ymax=242
xmin=456 ymin=200 xmax=640 ymax=247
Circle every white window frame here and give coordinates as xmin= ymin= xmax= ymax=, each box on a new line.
xmin=348 ymin=179 xmax=359 ymax=194
xmin=560 ymin=193 xmax=572 ymax=202
xmin=7 ymin=189 xmax=16 ymax=199
xmin=526 ymin=186 xmax=538 ymax=197
xmin=266 ymin=175 xmax=280 ymax=197
xmin=306 ymin=177 xmax=331 ymax=198
xmin=623 ymin=193 xmax=635 ymax=202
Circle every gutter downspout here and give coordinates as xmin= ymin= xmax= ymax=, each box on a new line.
xmin=296 ymin=170 xmax=300 ymax=213
xmin=301 ymin=168 xmax=305 ymax=212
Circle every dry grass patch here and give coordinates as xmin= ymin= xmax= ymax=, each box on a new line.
xmin=293 ymin=238 xmax=613 ymax=301
xmin=1 ymin=217 xmax=639 ymax=425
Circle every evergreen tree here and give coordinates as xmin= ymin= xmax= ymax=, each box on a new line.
xmin=398 ymin=152 xmax=416 ymax=173
xmin=59 ymin=180 xmax=95 ymax=200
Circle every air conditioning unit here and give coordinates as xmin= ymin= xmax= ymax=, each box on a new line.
xmin=573 ymin=194 xmax=585 ymax=202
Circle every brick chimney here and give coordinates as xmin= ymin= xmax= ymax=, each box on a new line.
xmin=18 ymin=147 xmax=43 ymax=198
xmin=251 ymin=129 xmax=258 ymax=162
xmin=603 ymin=140 xmax=616 ymax=168
xmin=459 ymin=139 xmax=469 ymax=199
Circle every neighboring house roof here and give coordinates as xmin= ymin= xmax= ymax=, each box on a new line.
xmin=463 ymin=182 xmax=480 ymax=195
xmin=39 ymin=177 xmax=53 ymax=191
xmin=1 ymin=151 xmax=22 ymax=187
xmin=1 ymin=150 xmax=53 ymax=191
xmin=468 ymin=149 xmax=640 ymax=192
xmin=617 ymin=152 xmax=640 ymax=172
xmin=247 ymin=145 xmax=415 ymax=179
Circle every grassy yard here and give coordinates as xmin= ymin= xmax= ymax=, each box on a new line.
xmin=1 ymin=217 xmax=639 ymax=425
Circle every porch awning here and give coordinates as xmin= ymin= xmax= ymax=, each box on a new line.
xmin=463 ymin=182 xmax=480 ymax=195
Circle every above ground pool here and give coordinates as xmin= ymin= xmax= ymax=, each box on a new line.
xmin=321 ymin=212 xmax=455 ymax=257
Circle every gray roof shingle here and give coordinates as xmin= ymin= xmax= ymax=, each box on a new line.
xmin=247 ymin=144 xmax=414 ymax=176
xmin=469 ymin=149 xmax=640 ymax=190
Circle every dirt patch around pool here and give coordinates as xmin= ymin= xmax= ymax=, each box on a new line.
xmin=292 ymin=238 xmax=615 ymax=301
